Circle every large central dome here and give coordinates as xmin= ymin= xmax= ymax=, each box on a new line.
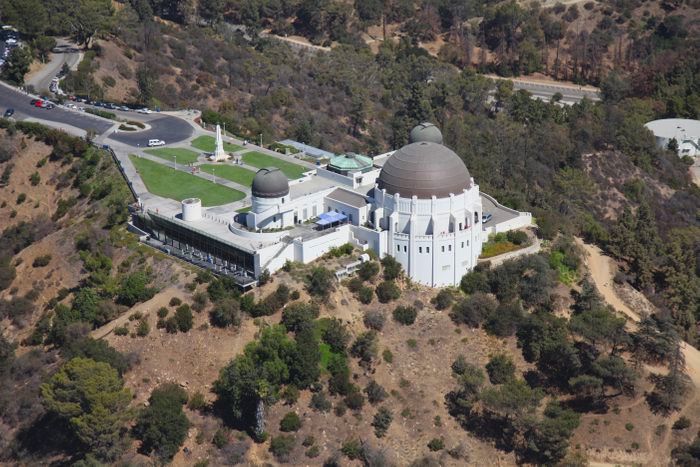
xmin=377 ymin=141 xmax=471 ymax=199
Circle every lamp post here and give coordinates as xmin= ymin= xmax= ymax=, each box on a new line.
xmin=174 ymin=154 xmax=177 ymax=170
xmin=259 ymin=133 xmax=263 ymax=148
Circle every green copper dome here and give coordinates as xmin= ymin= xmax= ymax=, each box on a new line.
xmin=328 ymin=153 xmax=373 ymax=173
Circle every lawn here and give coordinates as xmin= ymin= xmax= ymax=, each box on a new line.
xmin=242 ymin=151 xmax=307 ymax=179
xmin=129 ymin=155 xmax=245 ymax=206
xmin=190 ymin=135 xmax=243 ymax=153
xmin=199 ymin=164 xmax=256 ymax=187
xmin=144 ymin=147 xmax=200 ymax=165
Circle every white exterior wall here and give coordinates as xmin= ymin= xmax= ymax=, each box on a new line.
xmin=371 ymin=181 xmax=484 ymax=287
xmin=249 ymin=189 xmax=331 ymax=230
xmin=324 ymin=198 xmax=368 ymax=226
xmin=294 ymin=224 xmax=352 ymax=263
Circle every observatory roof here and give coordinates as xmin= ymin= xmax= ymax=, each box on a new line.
xmin=251 ymin=167 xmax=290 ymax=198
xmin=409 ymin=122 xmax=443 ymax=144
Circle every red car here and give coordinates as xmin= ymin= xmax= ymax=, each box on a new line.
xmin=34 ymin=100 xmax=43 ymax=107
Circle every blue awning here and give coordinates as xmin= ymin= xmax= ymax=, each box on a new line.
xmin=316 ymin=211 xmax=347 ymax=226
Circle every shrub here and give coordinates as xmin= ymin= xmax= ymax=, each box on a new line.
xmin=673 ymin=416 xmax=691 ymax=430
xmin=281 ymin=385 xmax=299 ymax=405
xmin=344 ymin=389 xmax=365 ymax=411
xmin=212 ymin=428 xmax=228 ymax=449
xmin=174 ymin=304 xmax=193 ymax=332
xmin=351 ymin=331 xmax=378 ymax=365
xmin=157 ymin=307 xmax=168 ymax=318
xmin=270 ymin=435 xmax=295 ymax=460
xmin=192 ymin=291 xmax=208 ymax=312
xmin=459 ymin=270 xmax=490 ymax=294
xmin=334 ymin=401 xmax=347 ymax=416
xmin=432 ymin=289 xmax=454 ymax=310
xmin=450 ymin=292 xmax=498 ymax=327
xmin=136 ymin=318 xmax=150 ymax=337
xmin=358 ymin=261 xmax=380 ymax=281
xmin=506 ymin=230 xmax=529 ymax=245
xmin=114 ymin=326 xmax=128 ymax=336
xmin=16 ymin=193 xmax=26 ymax=204
xmin=363 ymin=309 xmax=385 ymax=330
xmin=372 ymin=407 xmax=393 ymax=438
xmin=341 ymin=439 xmax=362 ymax=460
xmin=280 ymin=412 xmax=302 ymax=432
xmin=392 ymin=305 xmax=417 ymax=325
xmin=486 ymin=354 xmax=516 ymax=384
xmin=347 ymin=276 xmax=364 ymax=293
xmin=381 ymin=255 xmax=402 ymax=280
xmin=427 ymin=437 xmax=445 ymax=451
xmin=382 ymin=349 xmax=393 ymax=363
xmin=358 ymin=285 xmax=374 ymax=304
xmin=364 ymin=380 xmax=388 ymax=404
xmin=306 ymin=266 xmax=334 ymax=299
xmin=32 ymin=254 xmax=52 ymax=267
xmin=625 ymin=423 xmax=634 ymax=431
xmin=290 ymin=289 xmax=300 ymax=300
xmin=29 ymin=171 xmax=40 ymax=186
xmin=376 ymin=280 xmax=400 ymax=303
xmin=310 ymin=392 xmax=331 ymax=412
xmin=322 ymin=318 xmax=350 ymax=353
xmin=281 ymin=301 xmax=320 ymax=333
xmin=188 ymin=391 xmax=206 ymax=411
xmin=165 ymin=317 xmax=178 ymax=333
xmin=209 ymin=298 xmax=241 ymax=328
xmin=169 ymin=297 xmax=182 ymax=307
xmin=133 ymin=383 xmax=189 ymax=461
xmin=306 ymin=445 xmax=320 ymax=458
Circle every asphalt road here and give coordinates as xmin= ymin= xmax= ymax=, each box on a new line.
xmin=106 ymin=113 xmax=194 ymax=146
xmin=27 ymin=39 xmax=81 ymax=92
xmin=0 ymin=83 xmax=113 ymax=134
xmin=480 ymin=194 xmax=518 ymax=228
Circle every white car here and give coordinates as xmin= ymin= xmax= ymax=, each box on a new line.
xmin=137 ymin=108 xmax=152 ymax=114
xmin=147 ymin=139 xmax=165 ymax=147
xmin=65 ymin=103 xmax=77 ymax=109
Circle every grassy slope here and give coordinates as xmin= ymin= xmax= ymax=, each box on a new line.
xmin=242 ymin=151 xmax=307 ymax=179
xmin=144 ymin=147 xmax=201 ymax=165
xmin=129 ymin=155 xmax=245 ymax=206
xmin=199 ymin=164 xmax=256 ymax=187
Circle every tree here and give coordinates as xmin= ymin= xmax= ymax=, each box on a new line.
xmin=431 ymin=289 xmax=454 ymax=310
xmin=137 ymin=64 xmax=156 ymax=104
xmin=209 ymin=297 xmax=241 ymax=328
xmin=117 ymin=271 xmax=155 ymax=306
xmin=41 ymin=358 xmax=132 ymax=461
xmin=32 ymin=36 xmax=57 ymax=63
xmin=2 ymin=46 xmax=33 ymax=85
xmin=290 ymin=323 xmax=321 ymax=388
xmin=1 ymin=0 xmax=48 ymax=37
xmin=307 ymin=266 xmax=335 ymax=299
xmin=450 ymin=292 xmax=497 ymax=327
xmin=372 ymin=407 xmax=393 ymax=438
xmin=59 ymin=0 xmax=114 ymax=48
xmin=62 ymin=337 xmax=129 ymax=375
xmin=174 ymin=304 xmax=193 ymax=332
xmin=364 ymin=380 xmax=388 ymax=404
xmin=322 ymin=318 xmax=350 ymax=353
xmin=381 ymin=255 xmax=402 ymax=280
xmin=486 ymin=354 xmax=516 ymax=384
xmin=363 ymin=310 xmax=386 ymax=330
xmin=460 ymin=270 xmax=490 ymax=294
xmin=281 ymin=301 xmax=320 ymax=333
xmin=280 ymin=411 xmax=302 ymax=432
xmin=358 ymin=261 xmax=380 ymax=281
xmin=392 ymin=305 xmax=417 ymax=325
xmin=198 ymin=0 xmax=224 ymax=25
xmin=480 ymin=379 xmax=543 ymax=421
xmin=133 ymin=383 xmax=189 ymax=462
xmin=523 ymin=402 xmax=580 ymax=464
xmin=375 ymin=280 xmax=400 ymax=303
xmin=351 ymin=331 xmax=378 ymax=366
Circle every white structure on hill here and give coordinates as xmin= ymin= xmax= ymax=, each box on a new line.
xmin=645 ymin=118 xmax=700 ymax=159
xmin=137 ymin=123 xmax=533 ymax=288
xmin=211 ymin=124 xmax=228 ymax=161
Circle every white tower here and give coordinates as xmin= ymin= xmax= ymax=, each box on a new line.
xmin=212 ymin=124 xmax=228 ymax=161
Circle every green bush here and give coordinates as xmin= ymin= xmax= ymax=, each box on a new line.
xmin=358 ymin=285 xmax=374 ymax=304
xmin=175 ymin=304 xmax=193 ymax=332
xmin=393 ymin=305 xmax=417 ymax=325
xmin=84 ymin=107 xmax=116 ymax=120
xmin=188 ymin=391 xmax=206 ymax=411
xmin=29 ymin=171 xmax=41 ymax=186
xmin=169 ymin=297 xmax=182 ymax=307
xmin=133 ymin=383 xmax=190 ymax=462
xmin=506 ymin=230 xmax=529 ymax=245
xmin=16 ymin=193 xmax=26 ymax=204
xmin=341 ymin=438 xmax=362 ymax=460
xmin=280 ymin=412 xmax=302 ymax=432
xmin=428 ymin=437 xmax=445 ymax=451
xmin=381 ymin=255 xmax=402 ymax=280
xmin=432 ymin=289 xmax=454 ymax=310
xmin=673 ymin=416 xmax=691 ymax=430
xmin=212 ymin=428 xmax=228 ymax=449
xmin=310 ymin=392 xmax=331 ymax=412
xmin=375 ymin=280 xmax=400 ymax=303
xmin=372 ymin=406 xmax=393 ymax=438
xmin=486 ymin=354 xmax=516 ymax=384
xmin=157 ymin=307 xmax=169 ymax=318
xmin=114 ymin=326 xmax=128 ymax=336
xmin=269 ymin=434 xmax=295 ymax=461
xmin=363 ymin=310 xmax=385 ymax=330
xmin=358 ymin=261 xmax=380 ymax=281
xmin=209 ymin=298 xmax=241 ymax=328
xmin=136 ymin=318 xmax=150 ymax=337
xmin=32 ymin=254 xmax=52 ymax=267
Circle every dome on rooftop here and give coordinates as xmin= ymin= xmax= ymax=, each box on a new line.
xmin=377 ymin=141 xmax=471 ymax=199
xmin=251 ymin=167 xmax=289 ymax=198
xmin=409 ymin=122 xmax=443 ymax=144
xmin=328 ymin=152 xmax=373 ymax=172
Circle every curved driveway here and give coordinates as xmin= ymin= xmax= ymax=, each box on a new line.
xmin=0 ymin=83 xmax=194 ymax=147
xmin=107 ymin=114 xmax=194 ymax=146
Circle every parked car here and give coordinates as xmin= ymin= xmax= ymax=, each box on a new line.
xmin=30 ymin=99 xmax=38 ymax=105
xmin=65 ymin=103 xmax=77 ymax=109
xmin=137 ymin=108 xmax=152 ymax=114
xmin=120 ymin=106 xmax=130 ymax=111
xmin=482 ymin=213 xmax=493 ymax=223
xmin=147 ymin=139 xmax=165 ymax=147
xmin=4 ymin=108 xmax=14 ymax=117
xmin=34 ymin=100 xmax=44 ymax=107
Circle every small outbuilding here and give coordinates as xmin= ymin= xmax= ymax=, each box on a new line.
xmin=645 ymin=118 xmax=700 ymax=158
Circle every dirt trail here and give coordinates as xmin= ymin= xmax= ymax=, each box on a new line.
xmin=578 ymin=239 xmax=700 ymax=389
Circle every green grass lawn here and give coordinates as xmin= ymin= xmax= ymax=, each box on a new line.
xmin=190 ymin=135 xmax=243 ymax=153
xmin=199 ymin=164 xmax=256 ymax=187
xmin=129 ymin=155 xmax=245 ymax=206
xmin=144 ymin=147 xmax=200 ymax=165
xmin=242 ymin=151 xmax=307 ymax=179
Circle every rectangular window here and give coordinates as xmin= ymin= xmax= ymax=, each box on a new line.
xmin=448 ymin=245 xmax=452 ymax=251
xmin=459 ymin=222 xmax=463 ymax=230
xmin=404 ymin=245 xmax=407 ymax=253
xmin=461 ymin=242 xmax=464 ymax=248
xmin=397 ymin=245 xmax=400 ymax=252
xmin=467 ymin=240 xmax=469 ymax=246
xmin=441 ymin=246 xmax=445 ymax=253
xmin=426 ymin=247 xmax=430 ymax=253
xmin=419 ymin=247 xmax=422 ymax=253
xmin=348 ymin=213 xmax=353 ymax=222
